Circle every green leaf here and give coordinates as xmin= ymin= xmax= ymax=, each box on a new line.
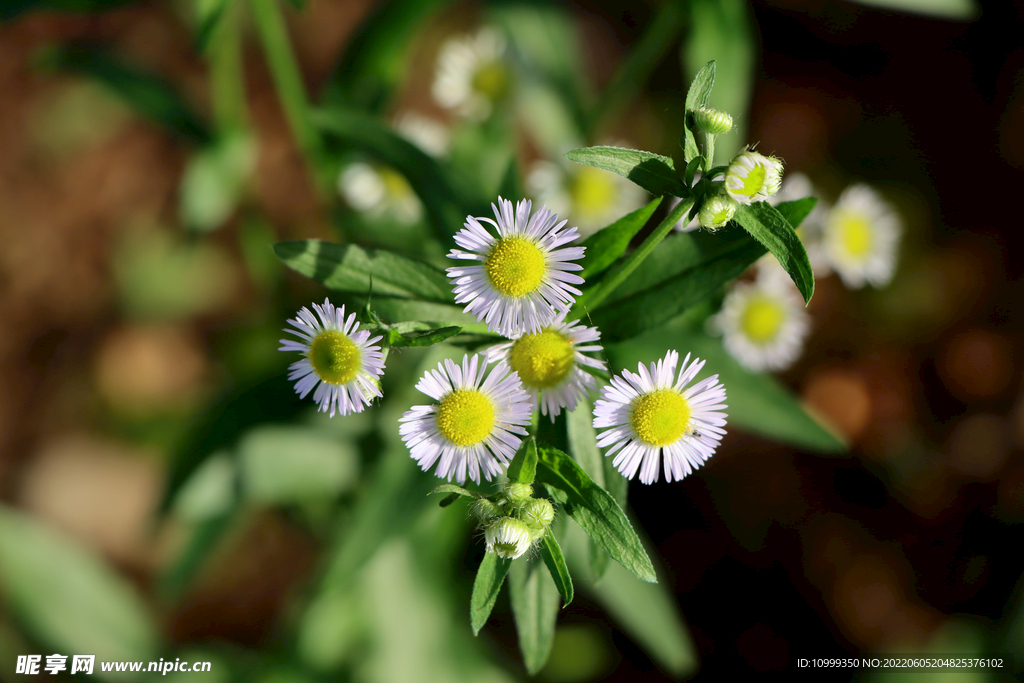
xmin=388 ymin=325 xmax=462 ymax=348
xmin=499 ymin=153 xmax=524 ymax=202
xmin=589 ymin=558 xmax=698 ymax=678
xmin=42 ymin=43 xmax=211 ymax=145
xmin=607 ymin=325 xmax=847 ymax=453
xmin=536 ymin=447 xmax=656 ymax=583
xmin=509 ymin=558 xmax=561 ymax=675
xmin=506 ymin=436 xmax=538 ymax=485
xmin=589 ymin=225 xmax=767 ymax=342
xmin=239 ymin=425 xmax=358 ymax=503
xmin=684 ymin=156 xmax=703 ymax=187
xmin=0 ymin=507 xmax=158 ymax=667
xmin=429 ymin=484 xmax=482 ymax=503
xmin=847 ymin=0 xmax=978 ymax=20
xmin=578 ymin=198 xmax=662 ymax=279
xmin=682 ymin=60 xmax=715 ymax=163
xmin=775 ymin=197 xmax=819 ymax=230
xmin=683 ymin=0 xmax=755 ymax=162
xmin=565 ymin=146 xmax=687 ymax=198
xmin=539 ymin=530 xmax=573 ymax=606
xmin=194 ymin=0 xmax=234 ymax=53
xmin=274 ymin=240 xmax=452 ymax=302
xmin=313 ymin=106 xmax=483 ymax=239
xmin=733 ymin=202 xmax=815 ymax=304
xmin=566 ymin=395 xmax=610 ymax=580
xmin=179 ymin=131 xmax=255 ymax=233
xmin=470 ymin=552 xmax=512 ymax=635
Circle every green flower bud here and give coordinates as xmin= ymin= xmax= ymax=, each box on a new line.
xmin=472 ymin=498 xmax=502 ymax=524
xmin=485 ymin=517 xmax=533 ymax=559
xmin=503 ymin=482 xmax=533 ymax=507
xmin=698 ymin=195 xmax=738 ymax=230
xmin=521 ymin=498 xmax=555 ymax=535
xmin=694 ymin=107 xmax=733 ymax=135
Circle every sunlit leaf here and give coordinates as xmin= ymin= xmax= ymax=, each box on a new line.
xmin=681 ymin=60 xmax=715 ymax=164
xmin=578 ymin=198 xmax=662 ymax=279
xmin=848 ymin=0 xmax=978 ymax=20
xmin=239 ymin=425 xmax=358 ymax=503
xmin=506 ymin=436 xmax=538 ymax=485
xmin=539 ymin=530 xmax=573 ymax=606
xmin=565 ymin=146 xmax=687 ymax=198
xmin=733 ymin=201 xmax=815 ymax=304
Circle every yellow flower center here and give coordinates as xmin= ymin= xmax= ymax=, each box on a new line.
xmin=377 ymin=166 xmax=413 ymax=199
xmin=484 ymin=237 xmax=546 ymax=297
xmin=569 ymin=166 xmax=616 ymax=218
xmin=834 ymin=210 xmax=873 ymax=258
xmin=308 ymin=330 xmax=361 ymax=385
xmin=508 ymin=329 xmax=575 ymax=389
xmin=471 ymin=61 xmax=509 ymax=101
xmin=736 ymin=163 xmax=766 ymax=197
xmin=629 ymin=390 xmax=691 ymax=447
xmin=740 ymin=295 xmax=785 ymax=344
xmin=436 ymin=389 xmax=495 ymax=446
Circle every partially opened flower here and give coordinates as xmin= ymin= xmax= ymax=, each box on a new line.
xmin=593 ymin=351 xmax=727 ymax=484
xmin=822 ymin=183 xmax=901 ymax=289
xmin=447 ymin=197 xmax=585 ymax=338
xmin=484 ymin=517 xmax=533 ymax=559
xmin=725 ymin=150 xmax=783 ymax=205
xmin=432 ymin=28 xmax=510 ymax=120
xmin=711 ymin=276 xmax=810 ymax=372
xmin=400 ymin=354 xmax=532 ymax=485
xmin=279 ymin=299 xmax=386 ymax=417
xmin=526 ymin=159 xmax=647 ymax=237
xmin=486 ymin=311 xmax=605 ymax=419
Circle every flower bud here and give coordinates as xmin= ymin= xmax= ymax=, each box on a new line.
xmin=485 ymin=517 xmax=533 ymax=559
xmin=472 ymin=498 xmax=502 ymax=524
xmin=694 ymin=107 xmax=733 ymax=135
xmin=698 ymin=195 xmax=737 ymax=230
xmin=724 ymin=151 xmax=784 ymax=205
xmin=503 ymin=482 xmax=533 ymax=507
xmin=521 ymin=498 xmax=555 ymax=535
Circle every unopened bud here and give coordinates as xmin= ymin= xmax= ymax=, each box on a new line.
xmin=503 ymin=482 xmax=533 ymax=507
xmin=472 ymin=498 xmax=501 ymax=524
xmin=695 ymin=107 xmax=733 ymax=135
xmin=698 ymin=195 xmax=737 ymax=230
xmin=522 ymin=498 xmax=555 ymax=534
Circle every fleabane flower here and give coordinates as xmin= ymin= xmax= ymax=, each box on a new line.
xmin=711 ymin=276 xmax=810 ymax=372
xmin=279 ymin=299 xmax=386 ymax=417
xmin=400 ymin=354 xmax=532 ymax=485
xmin=338 ymin=162 xmax=422 ymax=224
xmin=526 ymin=158 xmax=647 ymax=236
xmin=447 ymin=197 xmax=585 ymax=338
xmin=593 ymin=351 xmax=727 ymax=484
xmin=821 ymin=183 xmax=901 ymax=289
xmin=432 ymin=28 xmax=510 ymax=120
xmin=725 ymin=150 xmax=783 ymax=205
xmin=486 ymin=311 xmax=605 ymax=419
xmin=484 ymin=517 xmax=533 ymax=559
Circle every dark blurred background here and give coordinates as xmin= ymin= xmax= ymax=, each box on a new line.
xmin=1 ymin=0 xmax=1022 ymax=680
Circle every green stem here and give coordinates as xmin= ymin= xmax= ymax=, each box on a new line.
xmin=703 ymin=133 xmax=716 ymax=172
xmin=586 ymin=1 xmax=686 ymax=138
xmin=249 ymin=0 xmax=328 ymax=194
xmin=208 ymin=0 xmax=246 ymax=132
xmin=573 ymin=196 xmax=694 ymax=314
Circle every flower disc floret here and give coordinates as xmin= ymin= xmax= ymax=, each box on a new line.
xmin=508 ymin=329 xmax=575 ymax=389
xmin=279 ymin=299 xmax=386 ymax=418
xmin=400 ymin=354 xmax=532 ymax=484
xmin=725 ymin=151 xmax=784 ymax=205
xmin=484 ymin=237 xmax=546 ymax=297
xmin=593 ymin=351 xmax=728 ymax=484
xmin=447 ymin=197 xmax=585 ymax=338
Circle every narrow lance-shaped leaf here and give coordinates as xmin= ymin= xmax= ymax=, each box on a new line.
xmin=274 ymin=240 xmax=453 ymax=303
xmin=681 ymin=60 xmax=715 ymax=164
xmin=506 ymin=436 xmax=538 ymax=485
xmin=470 ymin=552 xmax=512 ymax=635
xmin=567 ymin=395 xmax=610 ymax=580
xmin=732 ymin=202 xmax=815 ymax=304
xmin=535 ymin=447 xmax=656 ymax=583
xmin=565 ymin=146 xmax=688 ymax=198
xmin=539 ymin=530 xmax=573 ymax=605
xmin=388 ymin=325 xmax=462 ymax=348
xmin=578 ymin=197 xmax=662 ymax=279
xmin=429 ymin=484 xmax=482 ymax=505
xmin=509 ymin=557 xmax=561 ymax=675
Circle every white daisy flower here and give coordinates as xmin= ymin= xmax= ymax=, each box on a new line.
xmin=724 ymin=150 xmax=783 ymax=205
xmin=486 ymin=311 xmax=606 ymax=420
xmin=593 ymin=350 xmax=727 ymax=485
xmin=484 ymin=517 xmax=533 ymax=559
xmin=446 ymin=197 xmax=585 ymax=338
xmin=526 ymin=157 xmax=648 ymax=237
xmin=338 ymin=162 xmax=422 ymax=224
xmin=711 ymin=276 xmax=810 ymax=372
xmin=432 ymin=27 xmax=510 ymax=120
xmin=821 ymin=183 xmax=901 ymax=289
xmin=279 ymin=298 xmax=386 ymax=417
xmin=399 ymin=354 xmax=532 ymax=485
xmin=394 ymin=112 xmax=450 ymax=158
